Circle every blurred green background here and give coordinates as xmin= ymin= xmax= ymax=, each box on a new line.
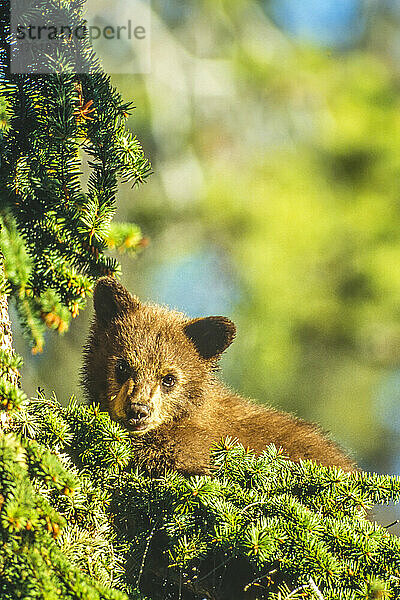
xmin=12 ymin=0 xmax=400 ymax=476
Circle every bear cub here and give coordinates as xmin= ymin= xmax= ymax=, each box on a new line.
xmin=82 ymin=277 xmax=354 ymax=474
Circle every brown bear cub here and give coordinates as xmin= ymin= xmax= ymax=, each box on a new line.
xmin=82 ymin=277 xmax=355 ymax=475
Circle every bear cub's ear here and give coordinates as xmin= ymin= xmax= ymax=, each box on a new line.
xmin=93 ymin=277 xmax=139 ymax=326
xmin=183 ymin=316 xmax=236 ymax=360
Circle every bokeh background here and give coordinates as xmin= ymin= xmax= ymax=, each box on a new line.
xmin=12 ymin=0 xmax=400 ymax=479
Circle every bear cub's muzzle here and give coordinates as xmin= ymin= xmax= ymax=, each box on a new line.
xmin=126 ymin=402 xmax=150 ymax=431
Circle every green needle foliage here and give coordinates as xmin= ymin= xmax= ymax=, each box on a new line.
xmin=0 ymin=363 xmax=130 ymax=600
xmin=0 ymin=0 xmax=150 ymax=352
xmin=9 ymin=394 xmax=400 ymax=600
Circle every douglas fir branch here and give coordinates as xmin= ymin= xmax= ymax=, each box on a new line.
xmin=82 ymin=277 xmax=355 ymax=474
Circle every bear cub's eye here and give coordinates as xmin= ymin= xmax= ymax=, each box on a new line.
xmin=115 ymin=359 xmax=132 ymax=385
xmin=162 ymin=374 xmax=176 ymax=388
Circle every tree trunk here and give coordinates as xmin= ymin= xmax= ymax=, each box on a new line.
xmin=0 ymin=256 xmax=19 ymax=429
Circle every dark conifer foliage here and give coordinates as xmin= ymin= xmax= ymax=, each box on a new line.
xmin=11 ymin=395 xmax=400 ymax=600
xmin=0 ymin=0 xmax=150 ymax=352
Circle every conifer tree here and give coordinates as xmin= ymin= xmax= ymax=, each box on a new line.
xmin=1 ymin=2 xmax=400 ymax=600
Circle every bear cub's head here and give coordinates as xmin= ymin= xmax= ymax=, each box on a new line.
xmin=82 ymin=277 xmax=236 ymax=435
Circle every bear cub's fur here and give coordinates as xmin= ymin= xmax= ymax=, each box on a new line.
xmin=82 ymin=277 xmax=354 ymax=474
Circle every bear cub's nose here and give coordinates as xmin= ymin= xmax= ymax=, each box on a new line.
xmin=127 ymin=403 xmax=150 ymax=423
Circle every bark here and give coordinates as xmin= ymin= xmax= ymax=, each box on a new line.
xmin=0 ymin=288 xmax=18 ymax=385
xmin=0 ymin=258 xmax=19 ymax=430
